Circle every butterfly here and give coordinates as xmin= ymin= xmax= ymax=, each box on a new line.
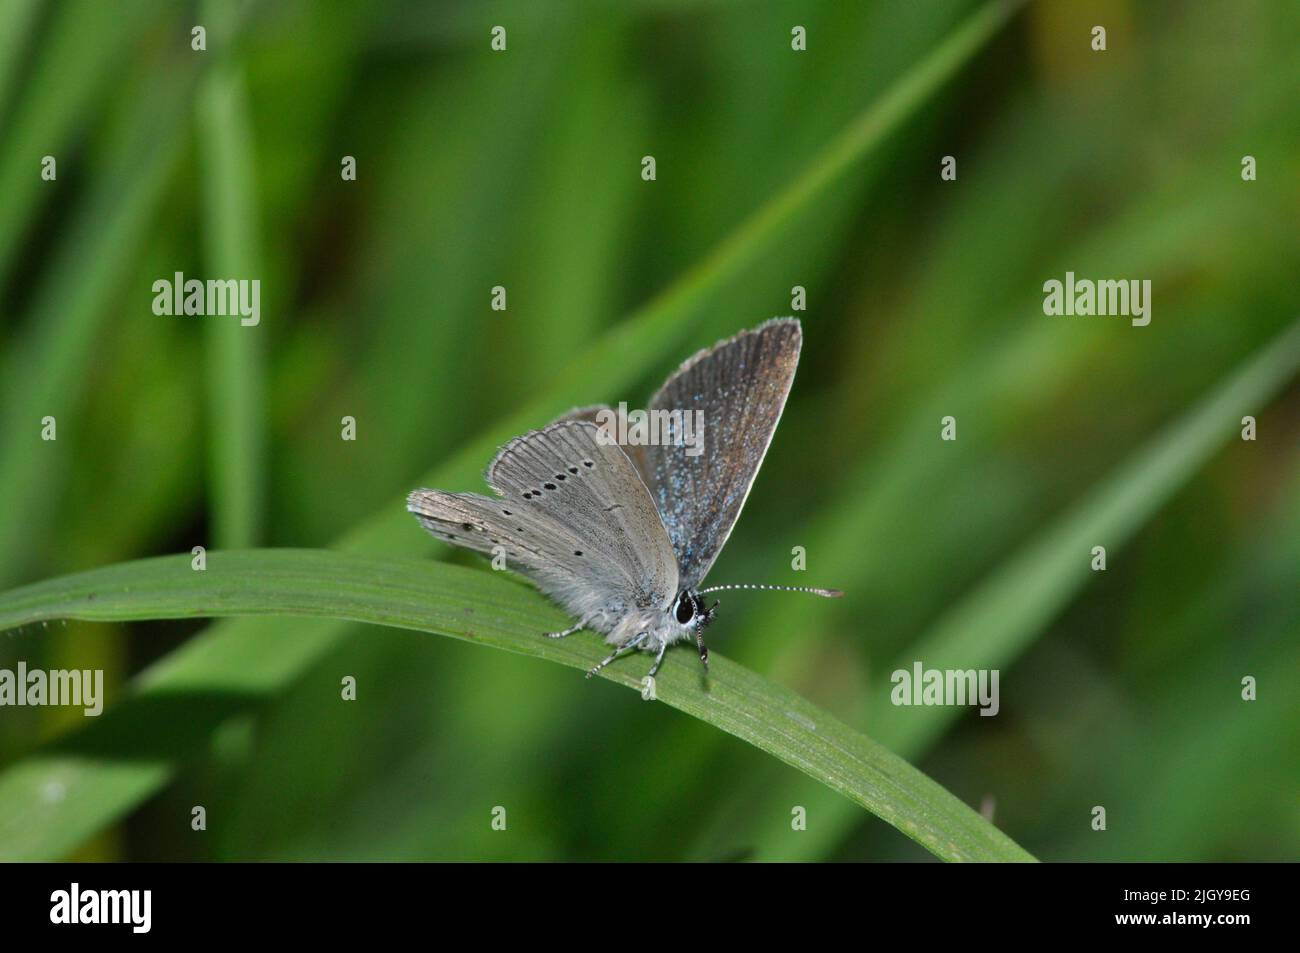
xmin=407 ymin=318 xmax=841 ymax=679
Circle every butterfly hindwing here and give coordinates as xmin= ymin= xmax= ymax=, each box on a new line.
xmin=408 ymin=420 xmax=678 ymax=624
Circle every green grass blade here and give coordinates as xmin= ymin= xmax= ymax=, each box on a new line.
xmin=0 ymin=0 xmax=165 ymax=286
xmin=196 ymin=5 xmax=266 ymax=547
xmin=598 ymin=0 xmax=1026 ymax=367
xmin=872 ymin=314 xmax=1300 ymax=754
xmin=0 ymin=0 xmax=41 ymax=126
xmin=0 ymin=549 xmax=1036 ymax=863
xmin=0 ymin=0 xmax=1023 ymax=858
xmin=0 ymin=67 xmax=199 ymax=585
xmin=346 ymin=0 xmax=1027 ymax=550
xmin=740 ymin=313 xmax=1300 ymax=860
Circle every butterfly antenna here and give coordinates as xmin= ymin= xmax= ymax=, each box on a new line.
xmin=696 ymin=583 xmax=843 ymax=598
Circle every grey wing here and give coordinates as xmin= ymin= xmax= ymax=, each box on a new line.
xmin=631 ymin=317 xmax=802 ymax=589
xmin=407 ymin=420 xmax=678 ymax=625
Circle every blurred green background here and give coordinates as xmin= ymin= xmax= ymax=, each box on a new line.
xmin=0 ymin=0 xmax=1296 ymax=861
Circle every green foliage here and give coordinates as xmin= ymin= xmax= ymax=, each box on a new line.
xmin=0 ymin=550 xmax=1035 ymax=862
xmin=0 ymin=0 xmax=1296 ymax=861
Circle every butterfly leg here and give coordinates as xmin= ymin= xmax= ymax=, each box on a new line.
xmin=694 ymin=630 xmax=709 ymax=671
xmin=585 ymin=632 xmax=647 ymax=679
xmin=545 ymin=610 xmax=605 ymax=640
xmin=544 ymin=619 xmax=586 ymax=640
xmin=646 ymin=642 xmax=669 ymax=678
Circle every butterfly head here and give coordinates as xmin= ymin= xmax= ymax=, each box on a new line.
xmin=670 ymin=590 xmax=718 ymax=670
xmin=671 ymin=590 xmax=713 ymax=628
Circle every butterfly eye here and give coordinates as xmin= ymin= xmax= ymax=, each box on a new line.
xmin=674 ymin=594 xmax=695 ymax=625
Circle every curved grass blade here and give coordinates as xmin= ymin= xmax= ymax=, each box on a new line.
xmin=0 ymin=549 xmax=1036 ymax=863
xmin=735 ymin=313 xmax=1300 ymax=860
xmin=0 ymin=0 xmax=1025 ymax=859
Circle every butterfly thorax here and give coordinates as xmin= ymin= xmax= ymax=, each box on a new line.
xmin=605 ymin=589 xmax=713 ymax=654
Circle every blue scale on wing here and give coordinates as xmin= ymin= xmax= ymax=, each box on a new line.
xmin=550 ymin=320 xmax=802 ymax=589
xmin=629 ymin=318 xmax=802 ymax=589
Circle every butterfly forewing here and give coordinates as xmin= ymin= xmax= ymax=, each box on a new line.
xmin=630 ymin=318 xmax=802 ymax=589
